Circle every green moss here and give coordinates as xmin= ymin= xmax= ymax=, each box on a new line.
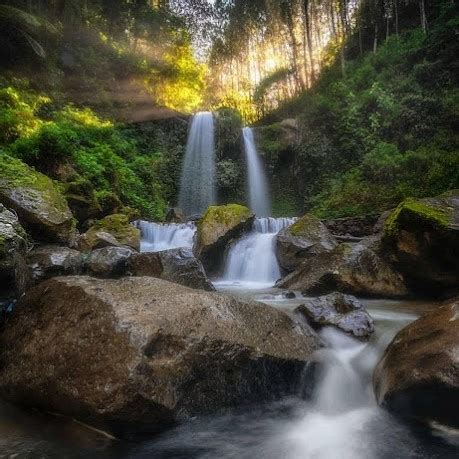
xmin=91 ymin=213 xmax=135 ymax=237
xmin=289 ymin=214 xmax=321 ymax=236
xmin=0 ymin=153 xmax=69 ymax=214
xmin=385 ymin=198 xmax=451 ymax=236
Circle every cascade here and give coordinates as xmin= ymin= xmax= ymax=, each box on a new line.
xmin=220 ymin=217 xmax=296 ymax=288
xmin=243 ymin=127 xmax=271 ymax=217
xmin=178 ymin=112 xmax=216 ymax=216
xmin=136 ymin=221 xmax=196 ymax=252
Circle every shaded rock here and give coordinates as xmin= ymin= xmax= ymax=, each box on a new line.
xmin=64 ymin=178 xmax=102 ymax=225
xmin=276 ymin=214 xmax=337 ymax=272
xmin=0 ymin=204 xmax=27 ymax=296
xmin=277 ymin=238 xmax=408 ymax=298
xmin=382 ymin=193 xmax=459 ymax=294
xmin=295 ymin=293 xmax=374 ymax=339
xmin=128 ymin=248 xmax=214 ymax=291
xmin=374 ymin=298 xmax=459 ymax=428
xmin=0 ymin=154 xmax=76 ymax=245
xmin=87 ymin=246 xmax=135 ymax=277
xmin=78 ymin=214 xmax=140 ymax=252
xmin=26 ymin=245 xmax=83 ymax=284
xmin=194 ymin=204 xmax=254 ymax=274
xmin=0 ymin=276 xmax=320 ymax=437
xmin=323 ymin=214 xmax=380 ymax=238
xmin=165 ymin=207 xmax=186 ymax=223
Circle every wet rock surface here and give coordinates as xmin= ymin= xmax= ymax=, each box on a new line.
xmin=277 ymin=238 xmax=408 ymax=298
xmin=128 ymin=248 xmax=214 ymax=291
xmin=276 ymin=214 xmax=337 ymax=272
xmin=87 ymin=246 xmax=135 ymax=277
xmin=374 ymin=297 xmax=459 ymax=428
xmin=295 ymin=293 xmax=374 ymax=339
xmin=0 ymin=276 xmax=320 ymax=437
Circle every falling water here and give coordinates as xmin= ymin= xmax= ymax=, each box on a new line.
xmin=179 ymin=112 xmax=216 ymax=216
xmin=243 ymin=127 xmax=271 ymax=217
xmin=136 ymin=221 xmax=196 ymax=252
xmin=219 ymin=217 xmax=296 ymax=289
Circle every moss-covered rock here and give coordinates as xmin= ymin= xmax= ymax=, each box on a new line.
xmin=64 ymin=178 xmax=102 ymax=225
xmin=0 ymin=153 xmax=76 ymax=245
xmin=195 ymin=204 xmax=254 ymax=275
xmin=382 ymin=192 xmax=459 ymax=294
xmin=78 ymin=214 xmax=140 ymax=252
xmin=0 ymin=203 xmax=28 ymax=297
xmin=276 ymin=214 xmax=337 ymax=272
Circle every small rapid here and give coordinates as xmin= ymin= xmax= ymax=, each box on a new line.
xmin=136 ymin=220 xmax=196 ymax=252
xmin=218 ymin=217 xmax=296 ymax=289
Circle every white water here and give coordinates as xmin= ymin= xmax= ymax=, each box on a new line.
xmin=179 ymin=112 xmax=216 ymax=216
xmin=137 ymin=220 xmax=196 ymax=252
xmin=243 ymin=127 xmax=271 ymax=217
xmin=218 ymin=217 xmax=295 ymax=289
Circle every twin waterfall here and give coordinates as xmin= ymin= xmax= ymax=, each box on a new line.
xmin=178 ymin=112 xmax=216 ymax=217
xmin=139 ymin=111 xmax=287 ymax=288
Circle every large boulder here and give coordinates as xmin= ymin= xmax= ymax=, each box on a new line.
xmin=276 ymin=214 xmax=337 ymax=272
xmin=374 ymin=298 xmax=459 ymax=428
xmin=295 ymin=293 xmax=374 ymax=340
xmin=277 ymin=238 xmax=408 ymax=298
xmin=0 ymin=204 xmax=27 ymax=296
xmin=26 ymin=245 xmax=83 ymax=284
xmin=128 ymin=248 xmax=214 ymax=291
xmin=78 ymin=214 xmax=140 ymax=252
xmin=86 ymin=246 xmax=135 ymax=278
xmin=382 ymin=192 xmax=459 ymax=294
xmin=0 ymin=276 xmax=320 ymax=437
xmin=194 ymin=204 xmax=254 ymax=274
xmin=0 ymin=154 xmax=76 ymax=245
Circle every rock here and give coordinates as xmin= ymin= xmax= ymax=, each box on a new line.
xmin=277 ymin=238 xmax=409 ymax=298
xmin=276 ymin=214 xmax=337 ymax=272
xmin=374 ymin=298 xmax=459 ymax=428
xmin=128 ymin=248 xmax=214 ymax=291
xmin=382 ymin=193 xmax=459 ymax=294
xmin=323 ymin=215 xmax=380 ymax=238
xmin=78 ymin=214 xmax=140 ymax=252
xmin=0 ymin=153 xmax=76 ymax=245
xmin=64 ymin=178 xmax=102 ymax=225
xmin=165 ymin=207 xmax=186 ymax=223
xmin=194 ymin=204 xmax=254 ymax=274
xmin=0 ymin=276 xmax=320 ymax=437
xmin=26 ymin=245 xmax=83 ymax=283
xmin=87 ymin=246 xmax=135 ymax=277
xmin=295 ymin=293 xmax=374 ymax=339
xmin=0 ymin=204 xmax=27 ymax=297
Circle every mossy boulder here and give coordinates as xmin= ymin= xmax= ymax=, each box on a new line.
xmin=78 ymin=214 xmax=140 ymax=252
xmin=276 ymin=214 xmax=337 ymax=272
xmin=374 ymin=297 xmax=459 ymax=428
xmin=64 ymin=178 xmax=102 ymax=225
xmin=277 ymin=237 xmax=409 ymax=298
xmin=0 ymin=204 xmax=28 ymax=297
xmin=382 ymin=192 xmax=459 ymax=294
xmin=0 ymin=154 xmax=76 ymax=245
xmin=194 ymin=204 xmax=254 ymax=275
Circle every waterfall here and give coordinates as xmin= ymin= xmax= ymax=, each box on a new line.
xmin=136 ymin=221 xmax=196 ymax=253
xmin=243 ymin=127 xmax=271 ymax=217
xmin=179 ymin=112 xmax=216 ymax=217
xmin=219 ymin=217 xmax=296 ymax=288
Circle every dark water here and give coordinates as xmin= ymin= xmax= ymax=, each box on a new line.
xmin=0 ymin=294 xmax=457 ymax=459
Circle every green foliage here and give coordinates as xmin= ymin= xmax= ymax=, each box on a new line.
xmin=215 ymin=108 xmax=243 ymax=160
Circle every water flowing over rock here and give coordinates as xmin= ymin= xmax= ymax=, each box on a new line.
xmin=276 ymin=214 xmax=337 ymax=272
xmin=179 ymin=112 xmax=216 ymax=217
xmin=128 ymin=248 xmax=214 ymax=291
xmin=382 ymin=192 xmax=459 ymax=294
xmin=136 ymin=220 xmax=196 ymax=253
xmin=277 ymin=238 xmax=409 ymax=298
xmin=243 ymin=127 xmax=271 ymax=217
xmin=0 ymin=276 xmax=320 ymax=437
xmin=295 ymin=293 xmax=374 ymax=340
xmin=221 ymin=217 xmax=296 ymax=288
xmin=194 ymin=204 xmax=254 ymax=275
xmin=374 ymin=297 xmax=459 ymax=428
